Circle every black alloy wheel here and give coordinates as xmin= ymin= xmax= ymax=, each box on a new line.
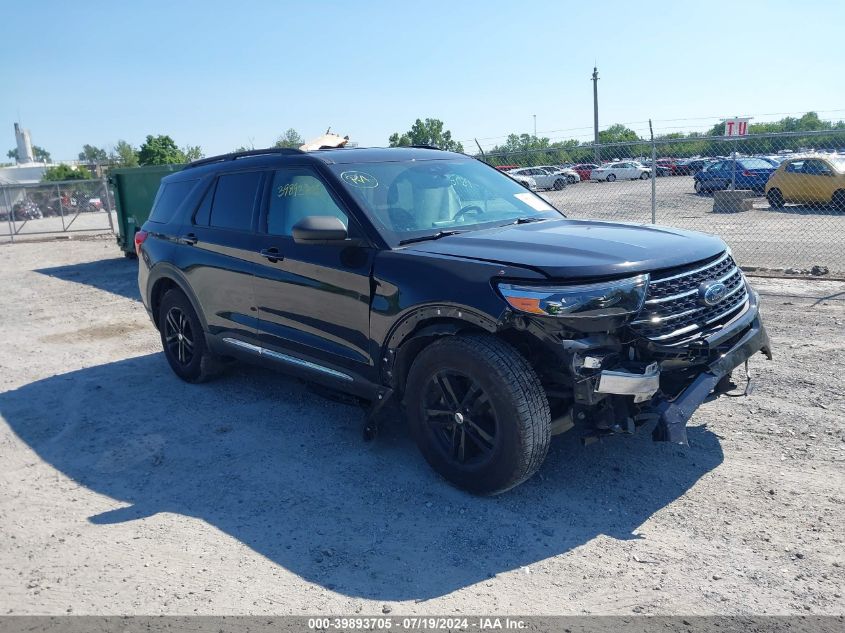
xmin=158 ymin=288 xmax=223 ymax=383
xmin=164 ymin=306 xmax=195 ymax=367
xmin=423 ymin=370 xmax=497 ymax=466
xmin=405 ymin=334 xmax=551 ymax=495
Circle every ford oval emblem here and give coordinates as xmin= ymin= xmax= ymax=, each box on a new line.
xmin=699 ymin=280 xmax=728 ymax=306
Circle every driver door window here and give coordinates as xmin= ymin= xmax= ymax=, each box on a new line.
xmin=266 ymin=168 xmax=348 ymax=237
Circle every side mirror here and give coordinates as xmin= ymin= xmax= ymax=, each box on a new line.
xmin=291 ymin=215 xmax=350 ymax=245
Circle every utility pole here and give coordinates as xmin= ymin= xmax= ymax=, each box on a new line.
xmin=533 ymin=114 xmax=537 ymax=138
xmin=592 ymin=67 xmax=600 ymax=163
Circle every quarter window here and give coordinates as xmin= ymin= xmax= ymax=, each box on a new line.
xmin=193 ymin=181 xmax=215 ymax=226
xmin=209 ymin=171 xmax=263 ymax=231
xmin=266 ymin=169 xmax=348 ymax=237
xmin=149 ymin=179 xmax=198 ymax=223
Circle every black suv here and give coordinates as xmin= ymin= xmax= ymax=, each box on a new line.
xmin=137 ymin=146 xmax=771 ymax=494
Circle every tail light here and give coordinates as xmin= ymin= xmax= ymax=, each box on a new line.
xmin=742 ymin=170 xmax=753 ymax=177
xmin=134 ymin=229 xmax=149 ymax=255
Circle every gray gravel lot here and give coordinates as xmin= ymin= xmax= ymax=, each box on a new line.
xmin=0 ymin=238 xmax=843 ymax=616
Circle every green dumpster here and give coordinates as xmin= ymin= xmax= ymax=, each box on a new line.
xmin=109 ymin=164 xmax=185 ymax=256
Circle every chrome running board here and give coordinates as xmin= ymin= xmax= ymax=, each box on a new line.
xmin=222 ymin=337 xmax=353 ymax=382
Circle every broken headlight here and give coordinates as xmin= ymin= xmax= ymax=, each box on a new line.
xmin=498 ymin=274 xmax=649 ymax=319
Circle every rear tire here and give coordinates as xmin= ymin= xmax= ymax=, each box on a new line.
xmin=405 ymin=334 xmax=551 ymax=495
xmin=567 ymin=174 xmax=578 ymax=184
xmin=832 ymin=189 xmax=845 ymax=212
xmin=159 ymin=289 xmax=222 ymax=383
xmin=694 ymin=180 xmax=705 ymax=194
xmin=606 ymin=173 xmax=616 ymax=182
xmin=640 ymin=172 xmax=649 ymax=180
xmin=553 ymin=178 xmax=565 ymax=191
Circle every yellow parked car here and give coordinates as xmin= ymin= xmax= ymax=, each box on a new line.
xmin=765 ymin=155 xmax=845 ymax=210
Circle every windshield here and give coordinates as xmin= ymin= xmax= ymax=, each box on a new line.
xmin=330 ymin=158 xmax=564 ymax=245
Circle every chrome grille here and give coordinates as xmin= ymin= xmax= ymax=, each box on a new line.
xmin=631 ymin=251 xmax=749 ymax=344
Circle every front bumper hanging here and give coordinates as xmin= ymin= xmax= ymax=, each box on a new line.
xmin=650 ymin=310 xmax=771 ymax=444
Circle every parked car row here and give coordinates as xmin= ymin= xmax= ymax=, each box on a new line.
xmin=497 ymin=154 xmax=845 ymax=211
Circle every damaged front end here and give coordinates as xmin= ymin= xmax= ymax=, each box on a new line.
xmin=502 ymin=251 xmax=772 ymax=445
xmin=563 ymin=290 xmax=771 ymax=445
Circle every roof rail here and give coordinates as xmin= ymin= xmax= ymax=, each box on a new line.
xmin=408 ymin=144 xmax=441 ymax=150
xmin=184 ymin=147 xmax=304 ymax=170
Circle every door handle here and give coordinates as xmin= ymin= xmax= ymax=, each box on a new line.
xmin=259 ymin=247 xmax=283 ymax=263
xmin=180 ymin=233 xmax=198 ymax=246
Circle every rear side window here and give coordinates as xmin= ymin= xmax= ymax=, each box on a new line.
xmin=209 ymin=171 xmax=263 ymax=231
xmin=149 ymin=180 xmax=198 ymax=223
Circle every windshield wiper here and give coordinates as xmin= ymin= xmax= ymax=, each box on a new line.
xmin=511 ymin=216 xmax=550 ymax=225
xmin=398 ymin=230 xmax=464 ymax=246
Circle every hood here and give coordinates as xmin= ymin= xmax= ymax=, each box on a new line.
xmin=404 ymin=218 xmax=727 ymax=279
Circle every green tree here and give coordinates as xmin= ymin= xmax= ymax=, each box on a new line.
xmin=598 ymin=124 xmax=641 ymax=144
xmin=138 ymin=135 xmax=186 ymax=165
xmin=388 ymin=118 xmax=464 ymax=152
xmin=111 ymin=140 xmax=139 ymax=167
xmin=78 ymin=144 xmax=108 ymax=163
xmin=182 ymin=145 xmax=204 ymax=162
xmin=7 ymin=145 xmax=51 ymax=162
xmin=42 ymin=164 xmax=91 ymax=182
xmin=274 ymin=129 xmax=304 ymax=149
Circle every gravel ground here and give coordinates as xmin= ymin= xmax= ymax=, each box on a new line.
xmin=0 ymin=237 xmax=843 ymax=616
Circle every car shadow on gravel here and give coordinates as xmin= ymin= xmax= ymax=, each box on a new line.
xmin=0 ymin=353 xmax=723 ymax=601
xmin=35 ymin=257 xmax=140 ymax=301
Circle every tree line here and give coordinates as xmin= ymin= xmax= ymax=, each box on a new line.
xmin=481 ymin=112 xmax=845 ymax=166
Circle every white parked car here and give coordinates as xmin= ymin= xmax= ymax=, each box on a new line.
xmin=507 ymin=167 xmax=566 ymax=191
xmin=590 ymin=161 xmax=651 ymax=182
xmin=507 ymin=171 xmax=538 ymax=190
xmin=538 ymin=165 xmax=581 ymax=185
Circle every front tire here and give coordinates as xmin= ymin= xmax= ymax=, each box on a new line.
xmin=405 ymin=334 xmax=551 ymax=495
xmin=640 ymin=172 xmax=649 ymax=180
xmin=832 ymin=189 xmax=845 ymax=212
xmin=159 ymin=289 xmax=221 ymax=383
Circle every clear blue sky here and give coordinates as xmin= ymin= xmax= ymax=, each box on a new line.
xmin=3 ymin=0 xmax=844 ymax=159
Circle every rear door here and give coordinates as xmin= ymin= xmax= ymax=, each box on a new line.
xmin=174 ymin=169 xmax=264 ymax=343
xmin=251 ymin=165 xmax=375 ymax=377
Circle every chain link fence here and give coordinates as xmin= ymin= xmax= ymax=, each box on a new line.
xmin=480 ymin=129 xmax=845 ymax=274
xmin=0 ymin=178 xmax=116 ymax=243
